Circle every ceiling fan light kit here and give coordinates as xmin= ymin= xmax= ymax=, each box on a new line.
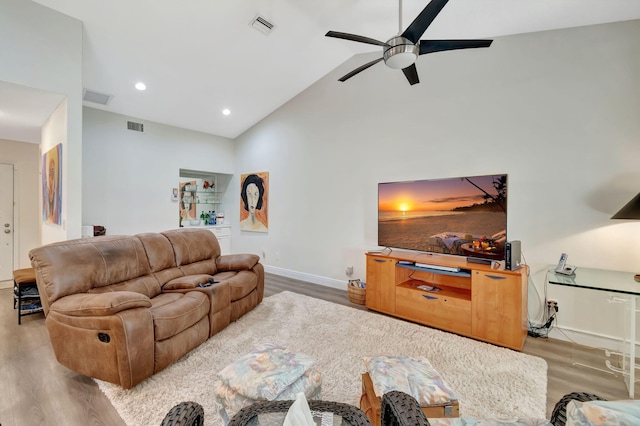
xmin=383 ymin=37 xmax=419 ymax=69
xmin=326 ymin=0 xmax=492 ymax=85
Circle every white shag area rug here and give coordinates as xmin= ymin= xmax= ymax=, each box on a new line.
xmin=96 ymin=291 xmax=547 ymax=425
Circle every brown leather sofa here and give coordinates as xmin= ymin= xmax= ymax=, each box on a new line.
xmin=29 ymin=228 xmax=264 ymax=389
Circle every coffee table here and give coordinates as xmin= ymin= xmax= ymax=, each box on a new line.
xmin=228 ymin=400 xmax=371 ymax=426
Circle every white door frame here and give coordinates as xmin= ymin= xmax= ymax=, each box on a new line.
xmin=0 ymin=163 xmax=15 ymax=281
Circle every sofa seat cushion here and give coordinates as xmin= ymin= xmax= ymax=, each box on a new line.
xmin=150 ymin=292 xmax=210 ymax=341
xmin=213 ymin=270 xmax=257 ymax=301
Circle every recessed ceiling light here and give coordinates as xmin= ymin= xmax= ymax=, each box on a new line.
xmin=135 ymin=82 xmax=147 ymax=91
xmin=222 ymin=108 xmax=231 ymax=116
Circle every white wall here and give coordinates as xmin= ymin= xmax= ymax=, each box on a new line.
xmin=231 ymin=20 xmax=640 ymax=349
xmin=40 ymin=99 xmax=69 ymax=245
xmin=82 ymin=107 xmax=235 ymax=235
xmin=0 ymin=0 xmax=83 ymax=242
xmin=0 ymin=139 xmax=39 ymax=269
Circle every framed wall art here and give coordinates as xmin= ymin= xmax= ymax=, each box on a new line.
xmin=42 ymin=143 xmax=62 ymax=226
xmin=240 ymin=171 xmax=269 ymax=232
xmin=179 ymin=180 xmax=197 ymax=225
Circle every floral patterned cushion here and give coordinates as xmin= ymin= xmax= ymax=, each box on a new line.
xmin=429 ymin=418 xmax=551 ymax=426
xmin=364 ymin=355 xmax=457 ymax=405
xmin=213 ymin=344 xmax=322 ymax=422
xmin=214 ymin=368 xmax=322 ymax=422
xmin=565 ymin=399 xmax=640 ymax=425
xmin=216 ymin=343 xmax=320 ymax=400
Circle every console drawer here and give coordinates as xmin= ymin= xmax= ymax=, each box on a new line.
xmin=396 ymin=287 xmax=471 ymax=335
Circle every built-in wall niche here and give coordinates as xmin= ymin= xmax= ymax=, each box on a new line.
xmin=178 ymin=169 xmax=232 ymax=227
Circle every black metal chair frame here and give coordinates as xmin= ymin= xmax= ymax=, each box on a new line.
xmin=161 ymin=391 xmax=608 ymax=426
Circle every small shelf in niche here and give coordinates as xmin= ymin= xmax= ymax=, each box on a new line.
xmin=196 ymin=193 xmax=222 ymax=204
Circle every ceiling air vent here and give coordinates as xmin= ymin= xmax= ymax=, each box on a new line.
xmin=249 ymin=15 xmax=275 ymax=35
xmin=127 ymin=121 xmax=144 ymax=132
xmin=83 ymin=89 xmax=112 ymax=105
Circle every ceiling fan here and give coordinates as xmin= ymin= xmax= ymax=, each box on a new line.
xmin=325 ymin=0 xmax=493 ymax=85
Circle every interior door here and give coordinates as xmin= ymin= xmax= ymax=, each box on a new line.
xmin=0 ymin=163 xmax=14 ymax=281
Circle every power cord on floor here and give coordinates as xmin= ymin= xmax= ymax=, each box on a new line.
xmin=528 ymin=311 xmax=556 ymax=338
xmin=523 ymin=251 xmax=564 ymax=339
xmin=528 ymin=292 xmax=558 ymax=339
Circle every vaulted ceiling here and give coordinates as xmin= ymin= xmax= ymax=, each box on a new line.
xmin=3 ymin=0 xmax=640 ymax=143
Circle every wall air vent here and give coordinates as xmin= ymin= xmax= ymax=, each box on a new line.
xmin=249 ymin=15 xmax=275 ymax=35
xmin=83 ymin=89 xmax=112 ymax=105
xmin=127 ymin=121 xmax=144 ymax=132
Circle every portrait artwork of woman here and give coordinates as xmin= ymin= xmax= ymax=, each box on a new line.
xmin=179 ymin=181 xmax=197 ymax=225
xmin=240 ymin=172 xmax=269 ymax=232
xmin=42 ymin=144 xmax=62 ymax=226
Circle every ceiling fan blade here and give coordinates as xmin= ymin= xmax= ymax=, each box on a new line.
xmin=401 ymin=64 xmax=419 ymax=85
xmin=419 ymin=39 xmax=493 ymax=55
xmin=401 ymin=0 xmax=450 ymax=44
xmin=338 ymin=57 xmax=384 ymax=82
xmin=325 ymin=31 xmax=388 ymax=47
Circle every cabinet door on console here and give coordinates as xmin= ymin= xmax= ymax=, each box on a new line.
xmin=365 ymin=256 xmax=396 ymax=314
xmin=471 ymin=271 xmax=526 ymax=350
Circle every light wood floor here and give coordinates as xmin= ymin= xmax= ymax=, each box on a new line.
xmin=0 ymin=273 xmax=634 ymax=425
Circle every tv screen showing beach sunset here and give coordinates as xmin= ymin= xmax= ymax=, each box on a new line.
xmin=378 ymin=174 xmax=508 ymax=259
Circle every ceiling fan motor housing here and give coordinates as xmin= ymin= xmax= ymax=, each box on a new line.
xmin=383 ymin=36 xmax=418 ymax=69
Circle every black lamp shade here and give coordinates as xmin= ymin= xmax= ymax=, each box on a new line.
xmin=611 ymin=193 xmax=640 ymax=219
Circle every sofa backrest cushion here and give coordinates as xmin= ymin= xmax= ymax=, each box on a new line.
xmin=162 ymin=228 xmax=220 ymax=276
xmin=136 ymin=232 xmax=183 ymax=285
xmin=29 ymin=235 xmax=158 ymax=307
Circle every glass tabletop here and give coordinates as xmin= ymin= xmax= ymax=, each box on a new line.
xmin=245 ymin=411 xmax=347 ymax=426
xmin=229 ymin=400 xmax=371 ymax=426
xmin=547 ymin=266 xmax=640 ymax=296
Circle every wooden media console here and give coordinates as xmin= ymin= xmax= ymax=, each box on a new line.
xmin=365 ymin=250 xmax=528 ymax=350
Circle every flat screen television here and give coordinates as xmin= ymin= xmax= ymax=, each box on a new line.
xmin=378 ymin=174 xmax=508 ymax=261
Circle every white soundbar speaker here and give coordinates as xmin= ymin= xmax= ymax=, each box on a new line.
xmin=505 ymin=240 xmax=521 ymax=271
xmin=414 ymin=263 xmax=461 ymax=273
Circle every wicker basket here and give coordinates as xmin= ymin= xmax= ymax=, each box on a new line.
xmin=348 ymin=280 xmax=366 ymax=305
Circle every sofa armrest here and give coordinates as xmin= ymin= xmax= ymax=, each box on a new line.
xmin=216 ymin=254 xmax=260 ymax=272
xmin=49 ymin=291 xmax=152 ymax=316
xmin=163 ymin=274 xmax=214 ymax=290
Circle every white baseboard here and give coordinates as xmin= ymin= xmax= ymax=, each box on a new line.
xmin=0 ymin=280 xmax=12 ymax=290
xmin=547 ymin=325 xmax=632 ymax=353
xmin=264 ymin=265 xmax=346 ymax=291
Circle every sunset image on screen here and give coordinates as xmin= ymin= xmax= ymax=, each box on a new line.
xmin=377 ymin=174 xmax=507 ymax=258
xmin=379 ymin=175 xmax=500 ymax=215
